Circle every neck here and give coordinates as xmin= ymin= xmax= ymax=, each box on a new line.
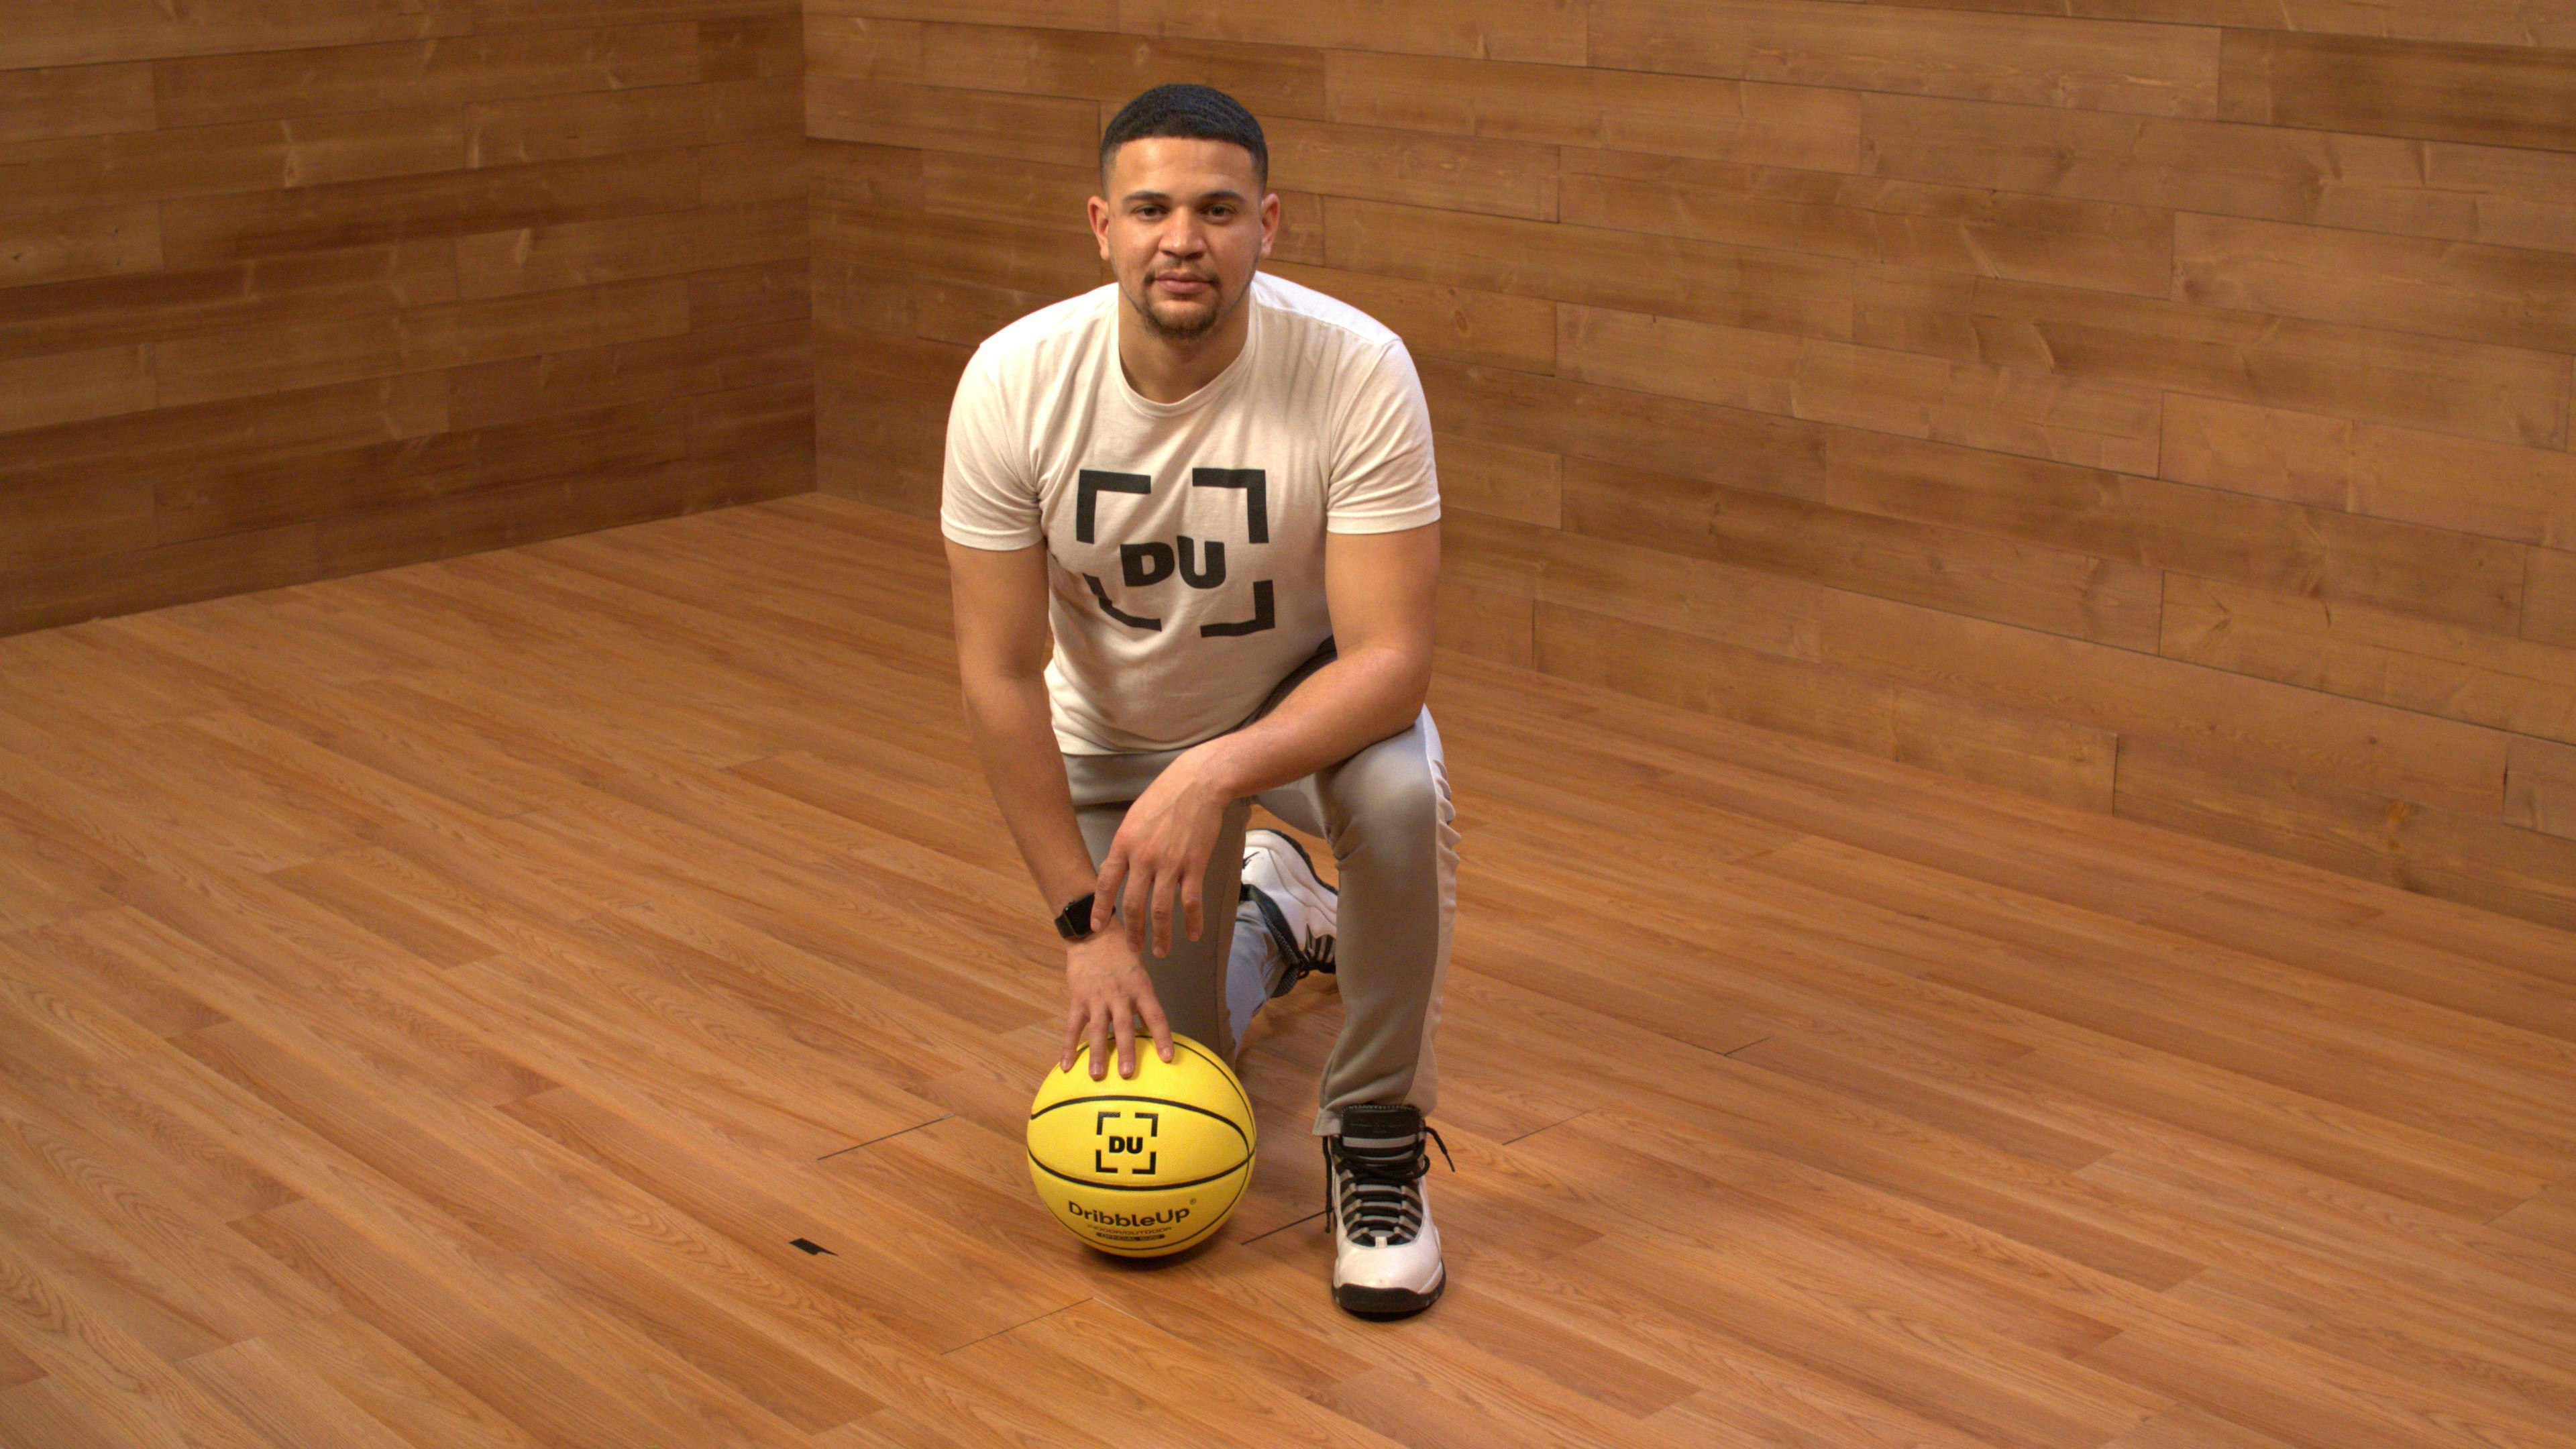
xmin=1117 ymin=292 xmax=1252 ymax=404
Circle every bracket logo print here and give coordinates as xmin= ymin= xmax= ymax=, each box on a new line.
xmin=1092 ymin=1108 xmax=1160 ymax=1175
xmin=1075 ymin=468 xmax=1275 ymax=637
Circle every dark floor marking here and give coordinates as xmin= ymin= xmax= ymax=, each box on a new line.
xmin=816 ymin=1113 xmax=955 ymax=1160
xmin=1239 ymin=1208 xmax=1326 ymax=1244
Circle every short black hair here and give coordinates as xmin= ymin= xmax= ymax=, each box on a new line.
xmin=1099 ymin=84 xmax=1267 ymax=189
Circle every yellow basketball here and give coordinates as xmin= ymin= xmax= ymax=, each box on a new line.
xmin=1026 ymin=1034 xmax=1256 ymax=1257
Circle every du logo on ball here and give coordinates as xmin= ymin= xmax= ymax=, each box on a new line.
xmin=1093 ymin=1108 xmax=1159 ymax=1175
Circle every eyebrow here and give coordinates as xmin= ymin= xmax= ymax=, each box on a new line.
xmin=1118 ymin=187 xmax=1250 ymax=207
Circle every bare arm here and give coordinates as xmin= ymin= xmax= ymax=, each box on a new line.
xmin=1095 ymin=521 xmax=1440 ymax=955
xmin=1201 ymin=520 xmax=1440 ymax=795
xmin=945 ymin=539 xmax=1094 ymax=908
xmin=945 ymin=539 xmax=1173 ymax=1078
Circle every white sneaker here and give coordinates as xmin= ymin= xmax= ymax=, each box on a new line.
xmin=1239 ymin=828 xmax=1336 ymax=998
xmin=1325 ymin=1104 xmax=1450 ymax=1317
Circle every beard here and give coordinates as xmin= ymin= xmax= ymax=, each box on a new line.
xmin=1130 ymin=271 xmax=1226 ymax=341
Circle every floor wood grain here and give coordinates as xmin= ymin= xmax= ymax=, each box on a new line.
xmin=0 ymin=493 xmax=2570 ymax=1448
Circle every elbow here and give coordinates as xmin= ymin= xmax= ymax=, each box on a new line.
xmin=1376 ymin=638 xmax=1436 ymax=724
xmin=1399 ymin=651 xmax=1433 ymax=717
xmin=957 ymin=657 xmax=1048 ymax=711
xmin=1405 ymin=625 xmax=1437 ymax=696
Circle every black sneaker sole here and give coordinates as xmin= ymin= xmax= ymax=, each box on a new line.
xmin=1333 ymin=1270 xmax=1444 ymax=1319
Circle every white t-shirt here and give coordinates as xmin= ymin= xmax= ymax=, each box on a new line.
xmin=941 ymin=272 xmax=1440 ymax=755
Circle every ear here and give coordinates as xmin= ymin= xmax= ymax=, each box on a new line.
xmin=1088 ymin=193 xmax=1112 ymax=262
xmin=1258 ymin=191 xmax=1279 ymax=260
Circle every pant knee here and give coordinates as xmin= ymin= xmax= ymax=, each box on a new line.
xmin=1327 ymin=739 xmax=1449 ymax=861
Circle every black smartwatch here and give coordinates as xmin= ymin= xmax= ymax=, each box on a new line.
xmin=1054 ymin=893 xmax=1101 ymax=941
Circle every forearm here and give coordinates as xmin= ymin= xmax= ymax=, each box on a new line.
xmin=957 ymin=670 xmax=1097 ymax=910
xmin=962 ymin=667 xmax=1170 ymax=1073
xmin=1191 ymin=641 xmax=1430 ymax=799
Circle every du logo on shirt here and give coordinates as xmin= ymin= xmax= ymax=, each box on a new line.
xmin=1074 ymin=466 xmax=1275 ymax=638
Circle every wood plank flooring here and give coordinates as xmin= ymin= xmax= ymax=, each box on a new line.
xmin=0 ymin=492 xmax=2571 ymax=1449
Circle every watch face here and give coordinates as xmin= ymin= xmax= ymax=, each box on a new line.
xmin=1057 ymin=895 xmax=1095 ymax=939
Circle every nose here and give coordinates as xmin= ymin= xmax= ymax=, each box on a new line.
xmin=1157 ymin=209 xmax=1206 ymax=258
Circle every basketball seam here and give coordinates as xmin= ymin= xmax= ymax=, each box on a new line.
xmin=1055 ymin=1157 xmax=1252 ymax=1257
xmin=1048 ymin=1040 xmax=1252 ymax=1128
xmin=1026 ymin=1151 xmax=1248 ymax=1194
xmin=1108 ymin=1167 xmax=1249 ymax=1256
xmin=1028 ymin=1094 xmax=1251 ymax=1152
xmin=1173 ymin=1038 xmax=1256 ymax=1126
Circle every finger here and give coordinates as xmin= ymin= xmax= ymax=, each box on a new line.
xmin=1149 ymin=865 xmax=1177 ymax=958
xmin=1180 ymin=867 xmax=1204 ymax=943
xmin=1061 ymin=1004 xmax=1082 ymax=1073
xmin=1122 ymin=868 xmax=1153 ymax=955
xmin=1090 ymin=853 xmax=1126 ymax=934
xmin=1140 ymin=994 xmax=1174 ymax=1064
xmin=1087 ymin=1009 xmax=1112 ymax=1081
xmin=1113 ymin=1008 xmax=1138 ymax=1080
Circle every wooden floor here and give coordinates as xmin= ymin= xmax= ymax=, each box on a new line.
xmin=1 ymin=494 xmax=2573 ymax=1449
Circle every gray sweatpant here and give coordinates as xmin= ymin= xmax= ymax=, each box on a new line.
xmin=1062 ymin=651 xmax=1459 ymax=1136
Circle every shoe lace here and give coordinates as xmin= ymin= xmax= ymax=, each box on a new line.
xmin=1332 ymin=1125 xmax=1453 ymax=1248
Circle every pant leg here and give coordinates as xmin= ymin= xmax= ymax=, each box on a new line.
xmin=1056 ymin=642 xmax=1460 ymax=1128
xmin=1258 ymin=707 xmax=1459 ymax=1136
xmin=1061 ymin=750 xmax=1254 ymax=1061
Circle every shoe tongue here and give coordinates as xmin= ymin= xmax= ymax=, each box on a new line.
xmin=1340 ymin=1104 xmax=1421 ymax=1148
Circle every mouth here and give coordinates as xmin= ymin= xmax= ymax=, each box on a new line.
xmin=1150 ymin=272 xmax=1214 ymax=297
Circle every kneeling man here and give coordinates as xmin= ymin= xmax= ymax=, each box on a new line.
xmin=941 ymin=85 xmax=1459 ymax=1316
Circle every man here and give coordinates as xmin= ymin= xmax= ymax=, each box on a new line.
xmin=940 ymin=84 xmax=1459 ymax=1317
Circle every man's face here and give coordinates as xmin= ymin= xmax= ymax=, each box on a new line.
xmin=1089 ymin=136 xmax=1277 ymax=345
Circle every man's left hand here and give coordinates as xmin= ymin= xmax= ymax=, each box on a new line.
xmin=1092 ymin=746 xmax=1232 ymax=958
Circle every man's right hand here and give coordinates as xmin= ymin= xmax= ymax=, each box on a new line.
xmin=1061 ymin=931 xmax=1175 ymax=1080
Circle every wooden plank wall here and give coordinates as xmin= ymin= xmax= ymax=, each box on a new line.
xmin=0 ymin=0 xmax=815 ymax=637
xmin=804 ymin=1 xmax=2576 ymax=931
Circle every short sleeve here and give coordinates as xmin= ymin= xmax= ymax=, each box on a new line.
xmin=940 ymin=347 xmax=1044 ymax=550
xmin=1325 ymin=339 xmax=1441 ymax=535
